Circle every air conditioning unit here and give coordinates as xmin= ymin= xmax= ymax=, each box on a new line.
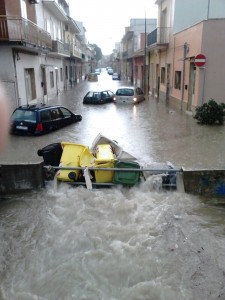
xmin=29 ymin=0 xmax=39 ymax=4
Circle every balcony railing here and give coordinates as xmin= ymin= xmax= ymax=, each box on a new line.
xmin=0 ymin=16 xmax=52 ymax=49
xmin=52 ymin=39 xmax=70 ymax=56
xmin=70 ymin=43 xmax=82 ymax=58
xmin=147 ymin=27 xmax=171 ymax=47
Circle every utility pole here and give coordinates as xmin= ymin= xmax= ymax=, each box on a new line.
xmin=181 ymin=42 xmax=187 ymax=110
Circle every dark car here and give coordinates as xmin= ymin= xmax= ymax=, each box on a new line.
xmin=83 ymin=90 xmax=114 ymax=104
xmin=10 ymin=104 xmax=82 ymax=136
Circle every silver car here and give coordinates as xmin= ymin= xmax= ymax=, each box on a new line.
xmin=113 ymin=87 xmax=145 ymax=104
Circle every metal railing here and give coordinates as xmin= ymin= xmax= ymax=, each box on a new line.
xmin=0 ymin=15 xmax=52 ymax=49
xmin=52 ymin=39 xmax=70 ymax=56
xmin=147 ymin=27 xmax=171 ymax=47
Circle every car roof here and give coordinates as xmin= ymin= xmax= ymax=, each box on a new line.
xmin=87 ymin=90 xmax=111 ymax=93
xmin=116 ymin=87 xmax=135 ymax=90
xmin=15 ymin=104 xmax=65 ymax=112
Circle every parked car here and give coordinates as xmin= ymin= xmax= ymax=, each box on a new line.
xmin=88 ymin=73 xmax=98 ymax=82
xmin=83 ymin=90 xmax=114 ymax=104
xmin=112 ymin=73 xmax=119 ymax=80
xmin=113 ymin=87 xmax=145 ymax=104
xmin=95 ymin=68 xmax=101 ymax=75
xmin=107 ymin=68 xmax=113 ymax=75
xmin=10 ymin=104 xmax=82 ymax=136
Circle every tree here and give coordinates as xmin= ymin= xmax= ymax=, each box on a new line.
xmin=89 ymin=44 xmax=102 ymax=61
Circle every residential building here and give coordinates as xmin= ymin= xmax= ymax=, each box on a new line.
xmin=0 ymin=0 xmax=93 ymax=111
xmin=147 ymin=0 xmax=225 ymax=111
xmin=120 ymin=18 xmax=157 ymax=88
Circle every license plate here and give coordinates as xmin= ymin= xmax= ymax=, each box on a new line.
xmin=16 ymin=125 xmax=28 ymax=130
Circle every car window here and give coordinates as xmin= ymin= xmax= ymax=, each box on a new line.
xmin=60 ymin=107 xmax=72 ymax=118
xmin=94 ymin=93 xmax=101 ymax=100
xmin=41 ymin=110 xmax=51 ymax=122
xmin=12 ymin=110 xmax=36 ymax=122
xmin=108 ymin=91 xmax=113 ymax=97
xmin=116 ymin=89 xmax=134 ymax=96
xmin=86 ymin=92 xmax=93 ymax=98
xmin=50 ymin=108 xmax=61 ymax=120
xmin=102 ymin=92 xmax=108 ymax=98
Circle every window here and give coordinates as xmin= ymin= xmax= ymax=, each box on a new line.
xmin=21 ymin=0 xmax=27 ymax=19
xmin=174 ymin=71 xmax=181 ymax=89
xmin=50 ymin=71 xmax=54 ymax=88
xmin=50 ymin=108 xmax=61 ymax=120
xmin=24 ymin=68 xmax=36 ymax=101
xmin=161 ymin=67 xmax=165 ymax=84
xmin=102 ymin=92 xmax=107 ymax=98
xmin=41 ymin=110 xmax=51 ymax=122
xmin=65 ymin=66 xmax=68 ymax=80
xmin=60 ymin=107 xmax=72 ymax=118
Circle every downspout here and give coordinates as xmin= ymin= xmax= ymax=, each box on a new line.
xmin=207 ymin=0 xmax=211 ymax=19
xmin=180 ymin=42 xmax=187 ymax=111
xmin=12 ymin=49 xmax=20 ymax=107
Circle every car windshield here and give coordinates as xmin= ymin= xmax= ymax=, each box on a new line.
xmin=116 ymin=88 xmax=134 ymax=96
xmin=12 ymin=109 xmax=36 ymax=123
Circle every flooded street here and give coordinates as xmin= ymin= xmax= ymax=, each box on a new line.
xmin=1 ymin=71 xmax=225 ymax=299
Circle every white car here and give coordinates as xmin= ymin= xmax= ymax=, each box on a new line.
xmin=95 ymin=69 xmax=101 ymax=75
xmin=113 ymin=87 xmax=145 ymax=104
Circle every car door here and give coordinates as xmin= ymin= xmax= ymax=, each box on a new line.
xmin=40 ymin=109 xmax=53 ymax=133
xmin=49 ymin=108 xmax=63 ymax=130
xmin=102 ymin=90 xmax=113 ymax=103
xmin=93 ymin=92 xmax=101 ymax=103
xmin=101 ymin=91 xmax=109 ymax=103
xmin=59 ymin=107 xmax=74 ymax=126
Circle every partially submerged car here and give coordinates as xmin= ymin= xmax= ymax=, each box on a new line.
xmin=10 ymin=104 xmax=82 ymax=136
xmin=83 ymin=90 xmax=114 ymax=104
xmin=113 ymin=87 xmax=145 ymax=104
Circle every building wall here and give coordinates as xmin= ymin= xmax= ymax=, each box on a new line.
xmin=202 ymin=19 xmax=225 ymax=103
xmin=0 ymin=47 xmax=18 ymax=110
xmin=173 ymin=0 xmax=225 ymax=33
xmin=171 ymin=19 xmax=225 ymax=108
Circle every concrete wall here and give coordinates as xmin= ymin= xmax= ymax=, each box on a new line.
xmin=0 ymin=162 xmax=45 ymax=195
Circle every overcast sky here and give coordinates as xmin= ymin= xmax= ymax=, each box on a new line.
xmin=67 ymin=0 xmax=158 ymax=55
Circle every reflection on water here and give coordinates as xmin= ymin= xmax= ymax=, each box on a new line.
xmin=1 ymin=72 xmax=225 ymax=299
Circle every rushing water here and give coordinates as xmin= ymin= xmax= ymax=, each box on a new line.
xmin=1 ymin=71 xmax=225 ymax=299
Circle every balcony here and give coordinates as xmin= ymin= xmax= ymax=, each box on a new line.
xmin=70 ymin=44 xmax=82 ymax=59
xmin=0 ymin=16 xmax=52 ymax=51
xmin=42 ymin=0 xmax=68 ymax=22
xmin=50 ymin=39 xmax=70 ymax=57
xmin=147 ymin=27 xmax=171 ymax=49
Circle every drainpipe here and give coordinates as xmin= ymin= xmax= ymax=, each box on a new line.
xmin=12 ymin=50 xmax=20 ymax=107
xmin=180 ymin=42 xmax=187 ymax=111
xmin=207 ymin=0 xmax=211 ymax=19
